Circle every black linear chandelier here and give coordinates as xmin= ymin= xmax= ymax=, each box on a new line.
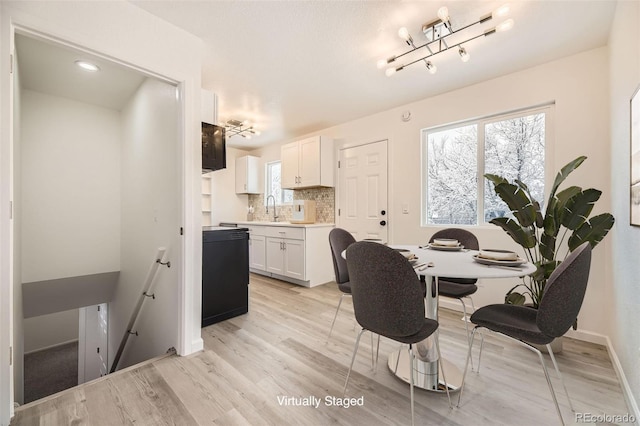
xmin=378 ymin=4 xmax=514 ymax=76
xmin=224 ymin=119 xmax=261 ymax=139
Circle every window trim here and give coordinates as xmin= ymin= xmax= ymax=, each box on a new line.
xmin=421 ymin=104 xmax=554 ymax=227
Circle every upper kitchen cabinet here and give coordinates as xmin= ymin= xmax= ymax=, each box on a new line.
xmin=281 ymin=136 xmax=334 ymax=189
xmin=235 ymin=155 xmax=261 ymax=194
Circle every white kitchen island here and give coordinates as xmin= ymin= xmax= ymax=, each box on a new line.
xmin=233 ymin=221 xmax=335 ymax=287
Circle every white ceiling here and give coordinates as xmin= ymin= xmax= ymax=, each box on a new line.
xmin=16 ymin=1 xmax=617 ymax=149
xmin=15 ymin=34 xmax=147 ymax=111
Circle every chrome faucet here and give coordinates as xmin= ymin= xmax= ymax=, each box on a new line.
xmin=266 ymin=195 xmax=279 ymax=222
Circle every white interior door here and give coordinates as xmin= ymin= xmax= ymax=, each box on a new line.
xmin=338 ymin=140 xmax=388 ymax=242
xmin=78 ymin=303 xmax=108 ymax=384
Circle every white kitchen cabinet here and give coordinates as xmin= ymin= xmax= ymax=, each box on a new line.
xmin=237 ymin=222 xmax=333 ymax=287
xmin=281 ymin=135 xmax=334 ymax=189
xmin=249 ymin=234 xmax=266 ymax=271
xmin=246 ymin=225 xmax=266 ymax=271
xmin=265 ymin=236 xmax=305 ymax=280
xmin=235 ymin=155 xmax=261 ymax=194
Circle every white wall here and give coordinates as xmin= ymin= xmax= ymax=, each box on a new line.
xmin=1 ymin=2 xmax=203 ymax=421
xmin=23 ymin=309 xmax=78 ymax=354
xmin=255 ymin=47 xmax=613 ymax=336
xmin=110 ymin=78 xmax=181 ymax=369
xmin=209 ymin=146 xmax=253 ymax=224
xmin=19 ymin=89 xmax=120 ymax=394
xmin=12 ymin=48 xmax=23 ymax=406
xmin=20 ymin=90 xmax=121 ymax=282
xmin=608 ymin=0 xmax=640 ymax=412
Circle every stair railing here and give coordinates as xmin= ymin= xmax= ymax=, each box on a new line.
xmin=109 ymin=247 xmax=171 ymax=373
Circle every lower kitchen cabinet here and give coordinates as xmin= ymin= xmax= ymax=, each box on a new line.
xmin=242 ymin=222 xmax=333 ymax=287
xmin=266 ymin=237 xmax=305 ymax=280
xmin=248 ymin=234 xmax=266 ymax=271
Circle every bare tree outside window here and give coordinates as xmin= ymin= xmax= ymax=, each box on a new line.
xmin=423 ymin=107 xmax=548 ymax=226
xmin=266 ymin=161 xmax=293 ymax=205
xmin=484 ymin=113 xmax=545 ymax=222
xmin=426 ymin=125 xmax=478 ymax=225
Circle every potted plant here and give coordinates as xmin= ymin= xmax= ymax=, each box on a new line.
xmin=485 ymin=156 xmax=615 ymax=310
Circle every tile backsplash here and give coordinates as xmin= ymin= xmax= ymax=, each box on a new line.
xmin=248 ymin=187 xmax=335 ymax=223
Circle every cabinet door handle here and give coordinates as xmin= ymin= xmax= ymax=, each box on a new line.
xmin=283 ymin=242 xmax=286 ymax=250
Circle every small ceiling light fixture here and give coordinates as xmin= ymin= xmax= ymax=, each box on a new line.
xmin=224 ymin=119 xmax=261 ymax=139
xmin=378 ymin=4 xmax=513 ymax=77
xmin=75 ymin=60 xmax=100 ymax=72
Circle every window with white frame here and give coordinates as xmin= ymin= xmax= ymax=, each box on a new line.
xmin=422 ymin=106 xmax=550 ymax=226
xmin=265 ymin=161 xmax=293 ymax=205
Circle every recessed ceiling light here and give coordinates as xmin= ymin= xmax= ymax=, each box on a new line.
xmin=75 ymin=60 xmax=100 ymax=72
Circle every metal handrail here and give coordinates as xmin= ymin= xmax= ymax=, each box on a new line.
xmin=109 ymin=247 xmax=170 ymax=373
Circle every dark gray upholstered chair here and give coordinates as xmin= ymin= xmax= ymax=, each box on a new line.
xmin=458 ymin=242 xmax=592 ymax=426
xmin=429 ymin=229 xmax=479 ymax=365
xmin=327 ymin=228 xmax=356 ymax=339
xmin=344 ymin=241 xmax=451 ymax=425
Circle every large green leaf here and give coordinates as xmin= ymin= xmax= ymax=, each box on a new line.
xmin=561 ymin=189 xmax=602 ymax=230
xmin=505 ymin=292 xmax=526 ymax=305
xmin=553 ymin=186 xmax=584 ymax=230
xmin=489 ymin=217 xmax=537 ymax=248
xmin=548 ymin=156 xmax=587 ymax=201
xmin=516 ymin=179 xmax=544 ymax=228
xmin=485 ymin=174 xmax=509 ymax=187
xmin=539 ymin=232 xmax=556 ymax=261
xmin=568 ymin=213 xmax=615 ymax=250
xmin=543 ymin=197 xmax=559 ymax=235
xmin=493 ymin=182 xmax=538 ymax=227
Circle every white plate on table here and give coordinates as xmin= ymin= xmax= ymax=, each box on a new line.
xmin=472 ymin=254 xmax=526 ymax=267
xmin=426 ymin=243 xmax=464 ymax=251
xmin=393 ymin=248 xmax=417 ymax=261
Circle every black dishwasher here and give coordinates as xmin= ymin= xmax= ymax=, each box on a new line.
xmin=202 ymin=227 xmax=249 ymax=327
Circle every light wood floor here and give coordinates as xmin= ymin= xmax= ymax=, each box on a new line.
xmin=12 ymin=273 xmax=630 ymax=425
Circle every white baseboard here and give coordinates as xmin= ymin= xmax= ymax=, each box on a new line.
xmin=188 ymin=337 xmax=204 ymax=354
xmin=564 ymin=327 xmax=608 ymax=345
xmin=603 ymin=336 xmax=640 ymax=424
xmin=24 ymin=338 xmax=79 ymax=355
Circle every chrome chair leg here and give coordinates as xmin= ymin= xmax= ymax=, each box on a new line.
xmin=457 ymin=326 xmax=478 ymax=408
xmin=534 ymin=345 xmax=565 ymax=426
xmin=328 ymin=294 xmax=347 ymax=340
xmin=467 ymin=295 xmax=476 ymax=313
xmin=476 ymin=331 xmax=485 ymax=373
xmin=394 ymin=344 xmax=402 ymax=374
xmin=408 ymin=344 xmax=416 ymax=426
xmin=435 ymin=331 xmax=452 ymax=408
xmin=343 ymin=328 xmax=366 ymax=395
xmin=459 ymin=298 xmax=473 ymax=371
xmin=370 ymin=332 xmax=375 ymax=369
xmin=373 ymin=334 xmax=381 ymax=371
xmin=547 ymin=344 xmax=575 ymax=413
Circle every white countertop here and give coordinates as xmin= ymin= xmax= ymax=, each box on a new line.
xmin=233 ymin=221 xmax=335 ymax=228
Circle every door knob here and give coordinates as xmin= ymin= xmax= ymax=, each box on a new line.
xmin=381 ymin=210 xmax=386 ymax=216
xmin=380 ymin=220 xmax=386 ymax=226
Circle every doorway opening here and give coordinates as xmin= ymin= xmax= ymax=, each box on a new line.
xmin=13 ymin=31 xmax=183 ymax=406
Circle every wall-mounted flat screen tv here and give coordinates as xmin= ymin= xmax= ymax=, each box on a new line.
xmin=202 ymin=123 xmax=226 ymax=173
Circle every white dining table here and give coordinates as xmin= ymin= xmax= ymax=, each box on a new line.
xmin=379 ymin=244 xmax=535 ymax=393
